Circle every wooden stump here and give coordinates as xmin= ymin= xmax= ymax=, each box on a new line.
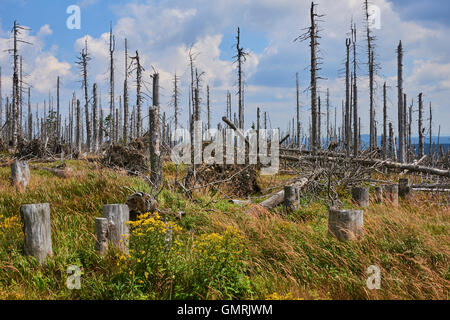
xmin=95 ymin=217 xmax=108 ymax=256
xmin=11 ymin=161 xmax=30 ymax=192
xmin=374 ymin=186 xmax=383 ymax=204
xmin=126 ymin=192 xmax=158 ymax=221
xmin=102 ymin=204 xmax=129 ymax=253
xmin=398 ymin=178 xmax=411 ymax=198
xmin=383 ymin=185 xmax=399 ymax=205
xmin=20 ymin=203 xmax=52 ymax=265
xmin=284 ymin=185 xmax=296 ymax=213
xmin=328 ymin=208 xmax=364 ymax=241
xmin=352 ymin=187 xmax=369 ymax=207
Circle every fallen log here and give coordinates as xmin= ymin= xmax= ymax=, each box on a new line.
xmin=260 ymin=177 xmax=308 ymax=210
xmin=280 ymin=154 xmax=450 ymax=178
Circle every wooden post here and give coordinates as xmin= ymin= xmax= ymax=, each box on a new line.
xmin=11 ymin=160 xmax=30 ymax=192
xmin=102 ymin=204 xmax=129 ymax=253
xmin=328 ymin=208 xmax=364 ymax=241
xmin=284 ymin=185 xmax=296 ymax=213
xmin=95 ymin=217 xmax=108 ymax=256
xmin=20 ymin=203 xmax=52 ymax=264
xmin=374 ymin=186 xmax=383 ymax=204
xmin=383 ymin=185 xmax=399 ymax=205
xmin=352 ymin=187 xmax=369 ymax=207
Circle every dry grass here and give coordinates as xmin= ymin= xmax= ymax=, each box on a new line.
xmin=0 ymin=159 xmax=448 ymax=300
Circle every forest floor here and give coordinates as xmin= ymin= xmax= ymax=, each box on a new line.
xmin=0 ymin=157 xmax=448 ymax=300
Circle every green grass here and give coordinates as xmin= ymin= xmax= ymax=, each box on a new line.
xmin=0 ymin=160 xmax=449 ymax=300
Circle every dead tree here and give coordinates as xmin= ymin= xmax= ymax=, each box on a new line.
xmin=172 ymin=72 xmax=180 ymax=131
xmin=28 ymin=87 xmax=32 ymax=141
xmin=130 ymin=51 xmax=144 ymax=138
xmin=352 ymin=24 xmax=358 ymax=157
xmin=345 ymin=38 xmax=351 ymax=157
xmin=418 ymin=93 xmax=424 ymax=157
xmin=326 ymin=88 xmax=330 ymax=148
xmin=150 ymin=73 xmax=162 ymax=190
xmin=76 ymin=99 xmax=81 ymax=154
xmin=234 ymin=27 xmax=248 ymax=130
xmin=397 ymin=41 xmax=405 ymax=163
xmin=10 ymin=21 xmax=31 ymax=147
xmin=296 ymin=72 xmax=301 ymax=147
xmin=76 ymin=39 xmax=92 ymax=152
xmin=364 ymin=0 xmax=377 ymax=151
xmin=382 ymin=82 xmax=387 ymax=159
xmin=109 ymin=23 xmax=115 ymax=144
xmin=429 ymin=102 xmax=432 ymax=156
xmin=93 ymin=84 xmax=98 ymax=152
xmin=295 ymin=2 xmax=323 ymax=154
xmin=123 ymin=38 xmax=129 ymax=144
xmin=207 ymin=84 xmax=211 ymax=131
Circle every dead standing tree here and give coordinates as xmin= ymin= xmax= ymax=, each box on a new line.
xmin=418 ymin=93 xmax=424 ymax=158
xmin=76 ymin=39 xmax=91 ymax=152
xmin=109 ymin=24 xmax=116 ymax=144
xmin=150 ymin=72 xmax=162 ymax=191
xmin=130 ymin=51 xmax=144 ymax=138
xmin=295 ymin=2 xmax=324 ymax=155
xmin=364 ymin=0 xmax=377 ymax=151
xmin=234 ymin=27 xmax=248 ymax=130
xmin=397 ymin=41 xmax=405 ymax=163
xmin=123 ymin=39 xmax=129 ymax=144
xmin=352 ymin=24 xmax=359 ymax=157
xmin=8 ymin=21 xmax=31 ymax=148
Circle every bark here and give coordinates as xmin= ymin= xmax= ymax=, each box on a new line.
xmin=20 ymin=203 xmax=53 ymax=265
xmin=328 ymin=208 xmax=363 ymax=241
xmin=102 ymin=204 xmax=129 ymax=253
xmin=150 ymin=73 xmax=162 ymax=190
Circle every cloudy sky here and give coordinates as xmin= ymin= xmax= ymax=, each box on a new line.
xmin=0 ymin=0 xmax=449 ymax=136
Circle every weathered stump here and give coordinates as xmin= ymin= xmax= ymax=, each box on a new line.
xmin=328 ymin=208 xmax=364 ymax=241
xmin=95 ymin=217 xmax=109 ymax=256
xmin=11 ymin=161 xmax=30 ymax=192
xmin=352 ymin=187 xmax=369 ymax=207
xmin=102 ymin=204 xmax=130 ymax=253
xmin=374 ymin=186 xmax=383 ymax=204
xmin=284 ymin=185 xmax=296 ymax=213
xmin=20 ymin=203 xmax=52 ymax=265
xmin=383 ymin=185 xmax=399 ymax=205
xmin=398 ymin=178 xmax=412 ymax=198
xmin=126 ymin=192 xmax=158 ymax=221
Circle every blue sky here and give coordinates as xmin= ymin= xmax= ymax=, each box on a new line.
xmin=0 ymin=0 xmax=449 ymax=136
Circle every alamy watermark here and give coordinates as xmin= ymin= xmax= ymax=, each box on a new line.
xmin=66 ymin=5 xmax=81 ymax=30
xmin=366 ymin=265 xmax=381 ymax=290
xmin=66 ymin=265 xmax=82 ymax=290
xmin=170 ymin=121 xmax=280 ymax=175
xmin=368 ymin=4 xmax=381 ymax=30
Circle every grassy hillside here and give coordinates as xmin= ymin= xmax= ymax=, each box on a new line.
xmin=0 ymin=159 xmax=448 ymax=300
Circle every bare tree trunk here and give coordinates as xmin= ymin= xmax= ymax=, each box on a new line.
xmin=429 ymin=102 xmax=432 ymax=156
xmin=397 ymin=41 xmax=405 ymax=163
xmin=109 ymin=24 xmax=115 ymax=144
xmin=236 ymin=27 xmax=247 ymax=130
xmin=150 ymin=73 xmax=162 ymax=190
xmin=12 ymin=21 xmax=19 ymax=148
xmin=345 ymin=38 xmax=351 ymax=156
xmin=93 ymin=84 xmax=98 ymax=152
xmin=56 ymin=76 xmax=60 ymax=143
xmin=382 ymin=82 xmax=387 ymax=159
xmin=76 ymin=99 xmax=81 ymax=154
xmin=296 ymin=72 xmax=300 ymax=148
xmin=418 ymin=93 xmax=424 ymax=158
xmin=28 ymin=87 xmax=32 ymax=141
xmin=123 ymin=39 xmax=128 ymax=144
xmin=352 ymin=24 xmax=358 ymax=157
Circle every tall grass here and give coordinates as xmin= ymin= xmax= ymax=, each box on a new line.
xmin=0 ymin=160 xmax=448 ymax=300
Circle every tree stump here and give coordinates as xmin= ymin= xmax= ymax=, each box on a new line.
xmin=352 ymin=187 xmax=369 ymax=207
xmin=398 ymin=178 xmax=412 ymax=198
xmin=284 ymin=185 xmax=296 ymax=213
xmin=328 ymin=208 xmax=364 ymax=241
xmin=20 ymin=203 xmax=52 ymax=265
xmin=126 ymin=192 xmax=158 ymax=221
xmin=102 ymin=204 xmax=129 ymax=253
xmin=11 ymin=161 xmax=30 ymax=192
xmin=95 ymin=217 xmax=109 ymax=256
xmin=383 ymin=185 xmax=399 ymax=205
xmin=374 ymin=186 xmax=383 ymax=204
